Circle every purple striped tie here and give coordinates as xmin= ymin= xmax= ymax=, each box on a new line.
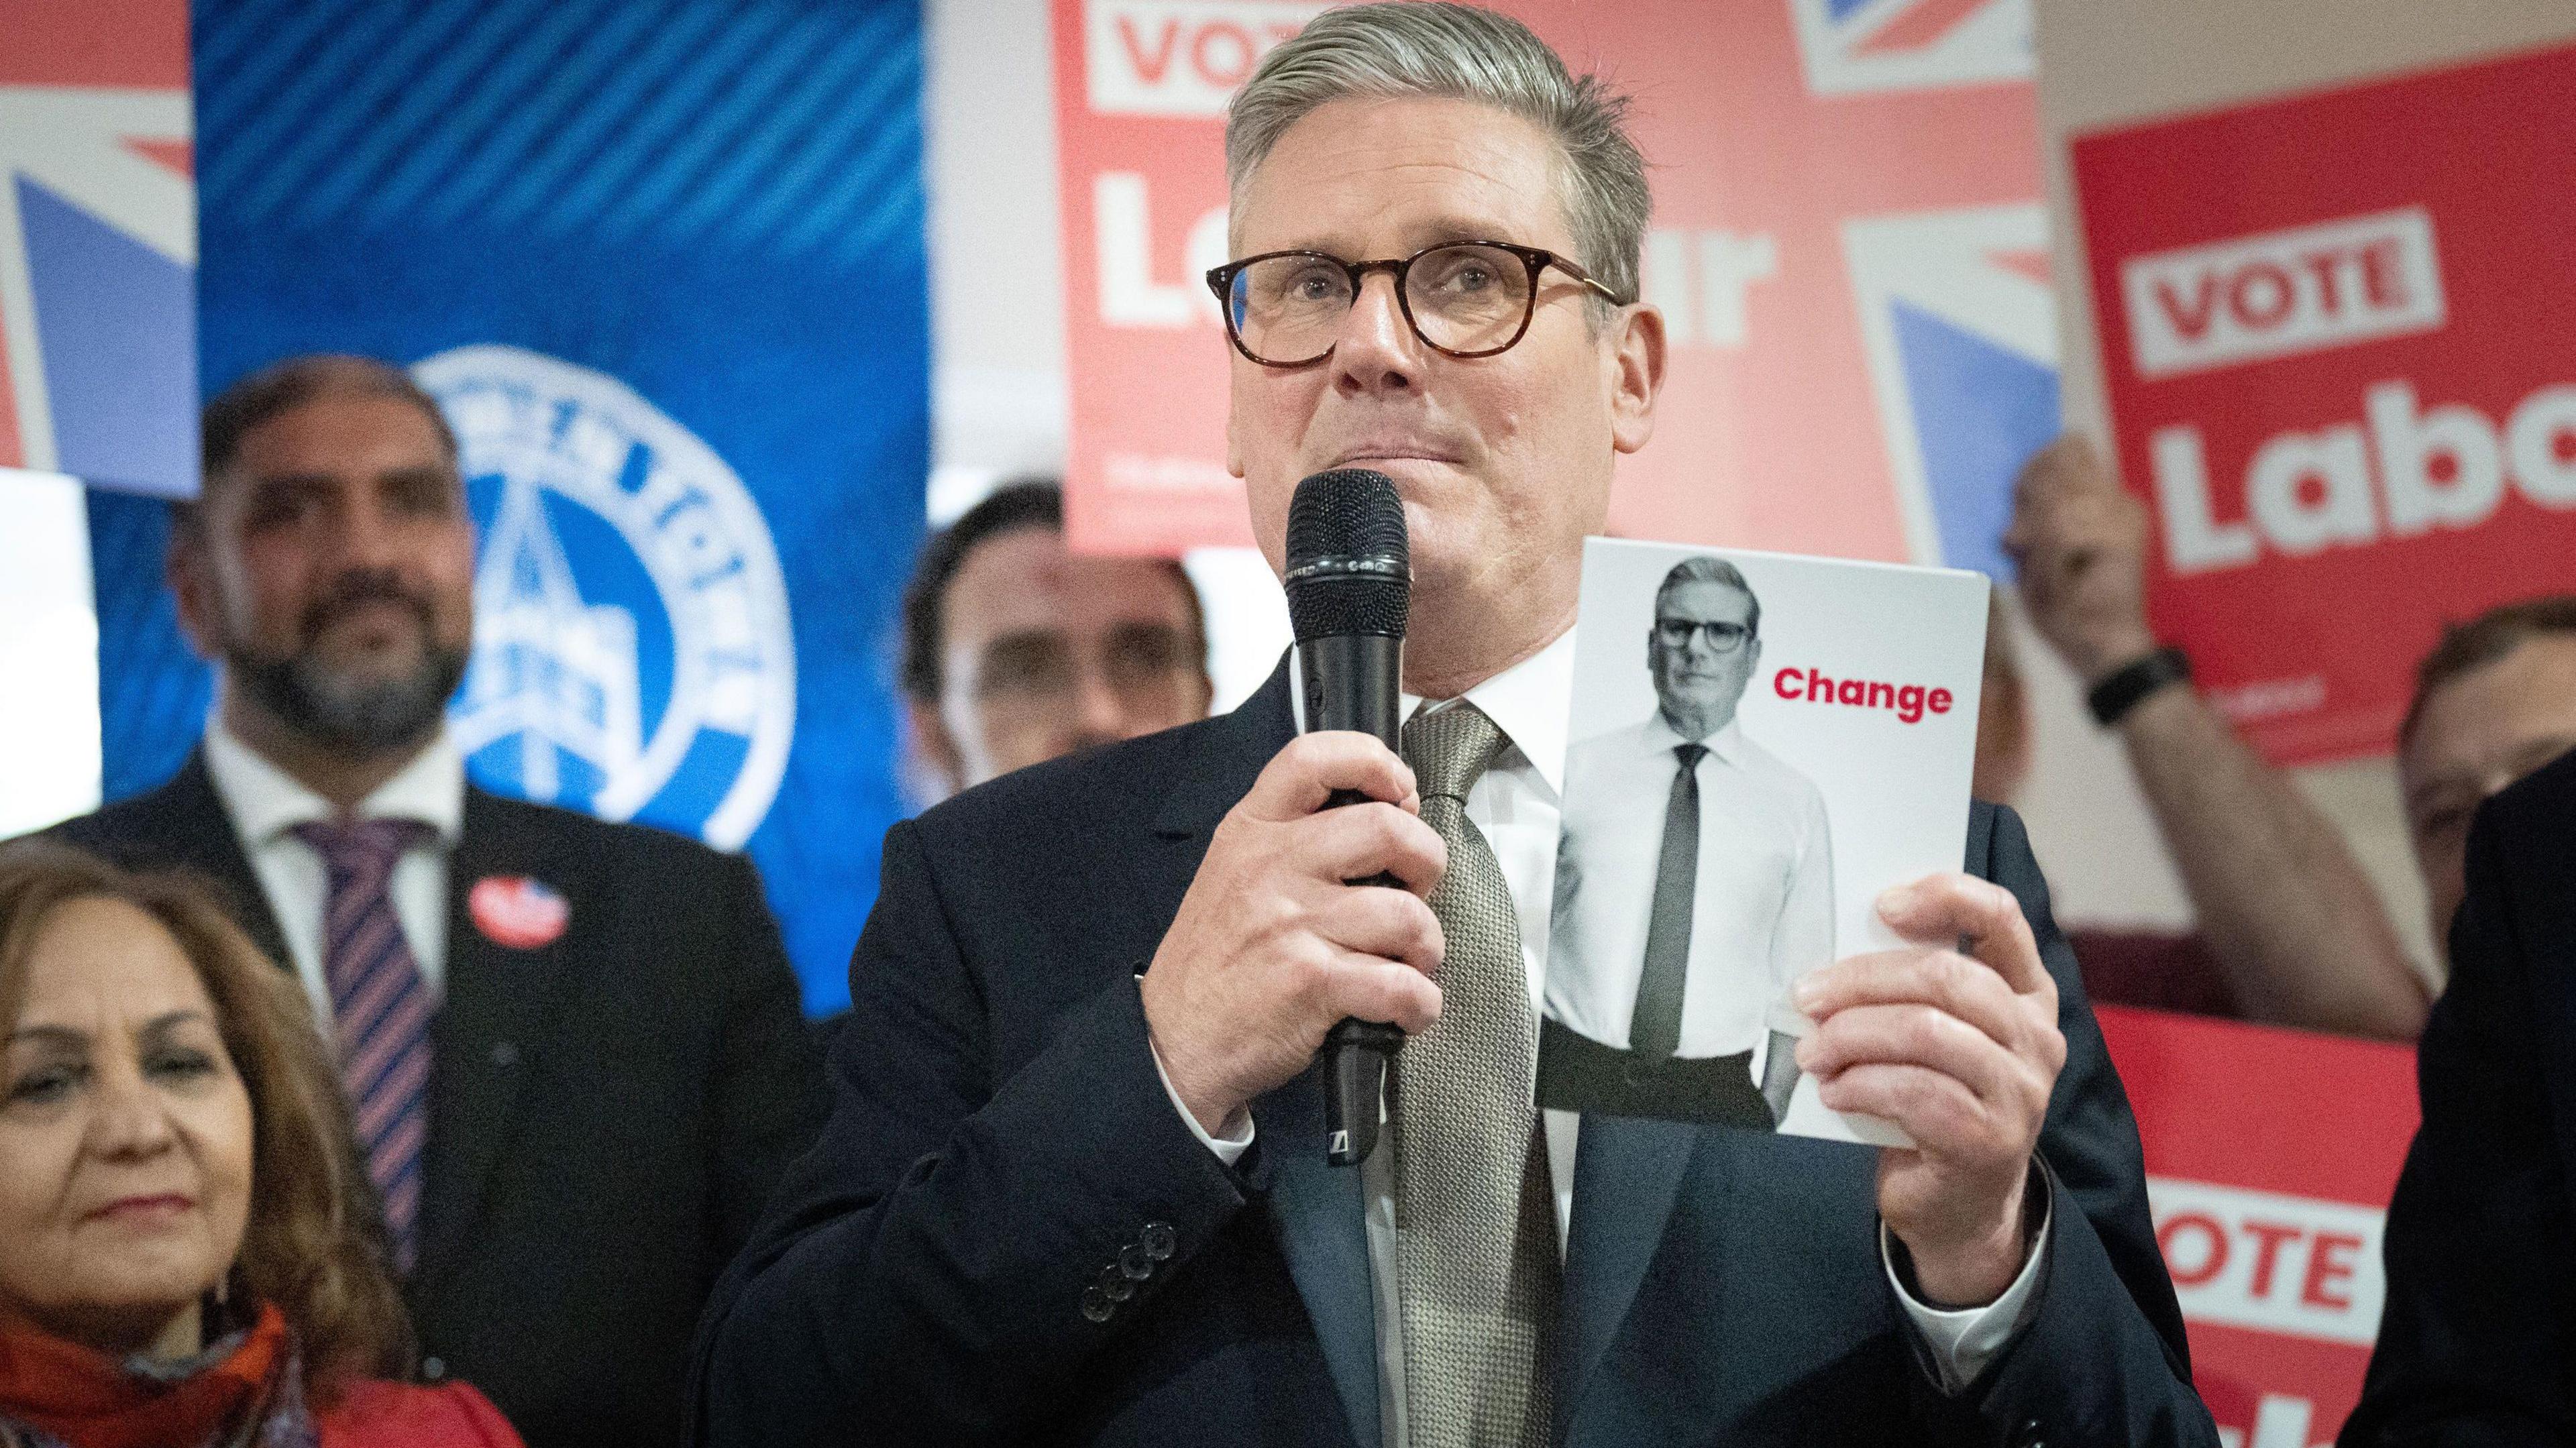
xmin=294 ymin=818 xmax=435 ymax=1275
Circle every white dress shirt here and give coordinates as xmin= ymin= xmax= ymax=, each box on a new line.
xmin=1545 ymin=714 xmax=1835 ymax=1058
xmin=1152 ymin=631 xmax=2047 ymax=1437
xmin=200 ymin=715 xmax=466 ymax=1025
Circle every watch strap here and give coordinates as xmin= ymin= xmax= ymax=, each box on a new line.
xmin=2087 ymin=647 xmax=2192 ymax=728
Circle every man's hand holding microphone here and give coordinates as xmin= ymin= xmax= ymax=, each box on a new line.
xmin=1142 ymin=733 xmax=1446 ymax=1138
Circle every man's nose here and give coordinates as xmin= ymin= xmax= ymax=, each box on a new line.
xmin=1074 ymin=663 xmax=1126 ymax=740
xmin=1332 ymin=272 xmax=1422 ymax=396
xmin=329 ymin=496 xmax=409 ymax=574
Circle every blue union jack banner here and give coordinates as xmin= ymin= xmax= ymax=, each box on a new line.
xmin=0 ymin=3 xmax=197 ymax=496
xmin=87 ymin=0 xmax=930 ymax=1014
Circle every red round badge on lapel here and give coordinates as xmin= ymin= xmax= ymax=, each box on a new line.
xmin=469 ymin=875 xmax=569 ymax=950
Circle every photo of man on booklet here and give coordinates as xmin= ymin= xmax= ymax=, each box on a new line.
xmin=1541 ymin=555 xmax=1833 ymax=1129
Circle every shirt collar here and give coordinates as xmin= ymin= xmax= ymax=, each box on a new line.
xmin=1641 ymin=710 xmax=1746 ymax=765
xmin=201 ymin=711 xmax=466 ymax=848
xmin=1403 ymin=627 xmax=1575 ymax=799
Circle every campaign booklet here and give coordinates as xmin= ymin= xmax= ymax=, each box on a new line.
xmin=1536 ymin=538 xmax=1988 ymax=1147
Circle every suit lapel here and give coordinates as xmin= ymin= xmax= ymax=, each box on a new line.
xmin=413 ymin=790 xmax=587 ymax=1304
xmin=1556 ymin=1115 xmax=1708 ymax=1439
xmin=1150 ymin=659 xmax=1382 ymax=1446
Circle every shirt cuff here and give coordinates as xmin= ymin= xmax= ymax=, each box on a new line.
xmin=1149 ymin=1034 xmax=1254 ymax=1166
xmin=1881 ymin=1172 xmax=2053 ymax=1395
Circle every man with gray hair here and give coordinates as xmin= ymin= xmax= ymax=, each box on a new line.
xmin=696 ymin=7 xmax=2210 ymax=1445
xmin=1541 ymin=557 xmax=1833 ymax=1131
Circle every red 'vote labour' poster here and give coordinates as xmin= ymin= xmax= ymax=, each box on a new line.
xmin=1050 ymin=0 xmax=2058 ymax=576
xmin=2074 ymin=42 xmax=2576 ymax=765
xmin=2098 ymin=1005 xmax=2418 ymax=1447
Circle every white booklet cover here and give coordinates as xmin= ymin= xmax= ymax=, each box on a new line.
xmin=1536 ymin=538 xmax=1988 ymax=1147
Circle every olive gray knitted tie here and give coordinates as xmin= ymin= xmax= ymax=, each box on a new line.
xmin=1394 ymin=700 xmax=1558 ymax=1448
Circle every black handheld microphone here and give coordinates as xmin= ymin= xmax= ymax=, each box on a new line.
xmin=1283 ymin=467 xmax=1410 ymax=1168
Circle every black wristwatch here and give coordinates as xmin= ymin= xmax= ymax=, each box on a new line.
xmin=2086 ymin=647 xmax=2191 ymax=728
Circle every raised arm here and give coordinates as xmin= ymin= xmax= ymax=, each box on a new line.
xmin=2005 ymin=435 xmax=2427 ymax=1040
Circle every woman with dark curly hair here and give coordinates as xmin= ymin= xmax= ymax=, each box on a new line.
xmin=0 ymin=844 xmax=521 ymax=1447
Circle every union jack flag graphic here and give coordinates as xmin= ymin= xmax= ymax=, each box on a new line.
xmin=1625 ymin=0 xmax=2055 ymax=578
xmin=0 ymin=3 xmax=197 ymax=496
xmin=1789 ymin=0 xmax=2033 ymax=96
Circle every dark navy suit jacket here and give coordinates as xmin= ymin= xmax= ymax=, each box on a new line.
xmin=2343 ymin=748 xmax=2576 ymax=1445
xmin=694 ymin=664 xmax=2215 ymax=1446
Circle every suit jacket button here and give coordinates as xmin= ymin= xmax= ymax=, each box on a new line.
xmin=1118 ymin=1243 xmax=1154 ymax=1281
xmin=1080 ymin=1286 xmax=1114 ymax=1323
xmin=1140 ymin=1221 xmax=1177 ymax=1260
xmin=2010 ymin=1420 xmax=2045 ymax=1448
xmin=1097 ymin=1265 xmax=1135 ymax=1303
xmin=421 ymin=1355 xmax=447 ymax=1381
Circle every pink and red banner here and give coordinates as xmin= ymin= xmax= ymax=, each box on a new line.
xmin=2073 ymin=42 xmax=2576 ymax=765
xmin=2098 ymin=1005 xmax=2418 ymax=1445
xmin=1051 ymin=0 xmax=2059 ymax=574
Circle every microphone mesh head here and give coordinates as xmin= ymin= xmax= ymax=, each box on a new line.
xmin=1284 ymin=469 xmax=1409 ymax=641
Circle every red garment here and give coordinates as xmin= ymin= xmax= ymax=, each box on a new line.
xmin=0 ymin=1300 xmax=523 ymax=1448
xmin=0 ymin=1303 xmax=286 ymax=1448
xmin=316 ymin=1381 xmax=523 ymax=1448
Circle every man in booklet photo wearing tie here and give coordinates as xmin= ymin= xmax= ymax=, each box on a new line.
xmin=694 ymin=5 xmax=2216 ymax=1446
xmin=1541 ymin=557 xmax=1832 ymax=1131
xmin=28 ymin=354 xmax=826 ymax=1448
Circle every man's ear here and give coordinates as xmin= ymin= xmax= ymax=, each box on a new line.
xmin=905 ymin=698 xmax=965 ymax=795
xmin=166 ymin=514 xmax=219 ymax=662
xmin=1609 ymin=302 xmax=1668 ymax=456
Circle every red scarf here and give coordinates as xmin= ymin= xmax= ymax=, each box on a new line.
xmin=0 ymin=1302 xmax=287 ymax=1448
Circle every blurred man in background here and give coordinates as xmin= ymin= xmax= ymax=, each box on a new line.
xmin=899 ymin=480 xmax=1214 ymax=799
xmin=2004 ymin=435 xmax=2576 ymax=1040
xmin=2394 ymin=596 xmax=2576 ymax=946
xmin=32 ymin=355 xmax=824 ymax=1448
xmin=2002 ymin=435 xmax=2425 ymax=1038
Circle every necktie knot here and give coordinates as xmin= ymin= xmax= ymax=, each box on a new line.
xmin=1674 ymin=741 xmax=1708 ymax=773
xmin=1402 ymin=702 xmax=1507 ymax=805
xmin=292 ymin=818 xmax=431 ymax=883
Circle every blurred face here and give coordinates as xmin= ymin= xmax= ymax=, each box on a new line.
xmin=914 ymin=525 xmax=1214 ymax=791
xmin=2400 ymin=634 xmax=2576 ymax=942
xmin=1648 ymin=579 xmax=1760 ymax=738
xmin=173 ymin=392 xmax=476 ymax=756
xmin=1226 ymin=96 xmax=1662 ymax=658
xmin=0 ymin=899 xmax=254 ymax=1359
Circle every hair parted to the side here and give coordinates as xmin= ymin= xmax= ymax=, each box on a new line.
xmin=186 ymin=354 xmax=459 ymax=536
xmin=1225 ymin=2 xmax=1652 ymax=311
xmin=2400 ymin=593 xmax=2576 ymax=749
xmin=1658 ymin=555 xmax=1761 ymax=638
xmin=0 ymin=843 xmax=413 ymax=1402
